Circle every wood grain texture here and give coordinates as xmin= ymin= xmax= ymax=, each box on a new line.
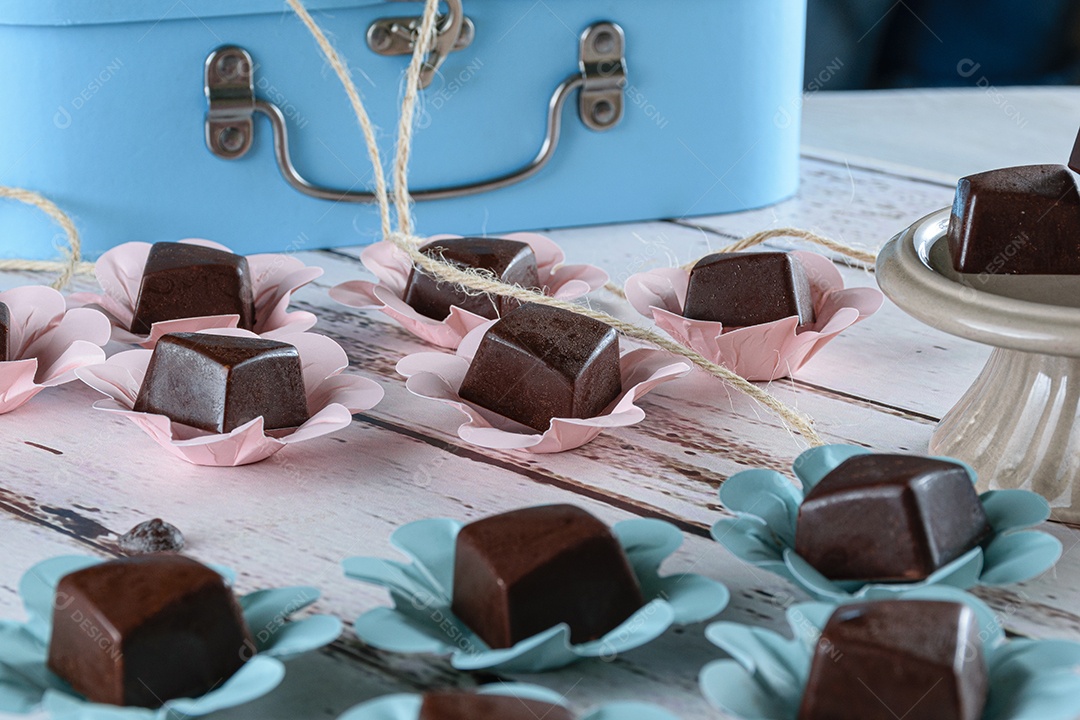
xmin=1 ymin=154 xmax=1076 ymax=720
xmin=802 ymin=87 xmax=1080 ymax=182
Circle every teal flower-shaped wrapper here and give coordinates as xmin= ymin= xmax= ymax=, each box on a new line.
xmin=712 ymin=444 xmax=1062 ymax=601
xmin=699 ymin=586 xmax=1080 ymax=720
xmin=343 ymin=516 xmax=730 ymax=672
xmin=0 ymin=556 xmax=343 ymax=719
xmin=337 ymin=683 xmax=680 ymax=720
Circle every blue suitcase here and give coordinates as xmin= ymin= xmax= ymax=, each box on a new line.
xmin=0 ymin=0 xmax=806 ymax=259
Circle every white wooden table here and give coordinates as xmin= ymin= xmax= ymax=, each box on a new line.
xmin=3 ymin=88 xmax=1079 ymax=719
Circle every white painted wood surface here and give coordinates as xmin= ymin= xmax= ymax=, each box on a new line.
xmin=3 ymin=92 xmax=1080 ymax=719
xmin=802 ymin=87 xmax=1080 ymax=182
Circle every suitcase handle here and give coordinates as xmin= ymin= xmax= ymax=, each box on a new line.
xmin=203 ymin=22 xmax=627 ymax=203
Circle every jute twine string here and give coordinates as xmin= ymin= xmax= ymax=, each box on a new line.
xmin=391 ymin=0 xmax=441 ymax=236
xmin=287 ymin=0 xmax=826 ymax=446
xmin=603 ymin=227 xmax=877 ymax=300
xmin=0 ymin=1 xmax=833 ymax=446
xmin=712 ymin=227 xmax=877 ymax=263
xmin=0 ymin=187 xmax=93 ymax=289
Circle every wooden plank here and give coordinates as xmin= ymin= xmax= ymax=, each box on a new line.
xmin=0 ymin=392 xmax=788 ymax=719
xmin=1 ymin=154 xmax=1077 ymax=719
xmin=802 ymin=88 xmax=1080 ymax=181
xmin=2 ymin=248 xmax=1078 ymax=640
xmin=682 ymin=157 xmax=955 ymax=256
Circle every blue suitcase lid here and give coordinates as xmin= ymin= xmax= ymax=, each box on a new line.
xmin=0 ymin=0 xmax=394 ymax=26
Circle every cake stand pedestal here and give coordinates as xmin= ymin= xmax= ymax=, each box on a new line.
xmin=877 ymin=209 xmax=1080 ymax=523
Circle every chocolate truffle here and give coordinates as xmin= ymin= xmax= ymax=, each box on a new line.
xmin=419 ymin=692 xmax=573 ymax=720
xmin=131 ymin=242 xmax=256 ymax=334
xmin=682 ymin=251 xmax=815 ymax=327
xmin=794 ymin=454 xmax=991 ymax=582
xmin=452 ymin=504 xmax=644 ymax=649
xmin=798 ymin=600 xmax=988 ymax=720
xmin=403 ymin=237 xmax=540 ymax=320
xmin=458 ymin=304 xmax=622 ymax=432
xmin=0 ymin=301 xmax=9 ymax=362
xmin=46 ymin=554 xmax=252 ymax=708
xmin=946 ymin=164 xmax=1080 ymax=275
xmin=134 ymin=332 xmax=309 ymax=434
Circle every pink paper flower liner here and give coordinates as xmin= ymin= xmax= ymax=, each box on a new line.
xmin=396 ymin=320 xmax=692 ymax=453
xmin=624 ymin=251 xmax=884 ymax=382
xmin=75 ymin=329 xmax=384 ymax=467
xmin=0 ymin=286 xmax=111 ymax=414
xmin=68 ymin=239 xmax=324 ymax=348
xmin=329 ymin=233 xmax=610 ymax=349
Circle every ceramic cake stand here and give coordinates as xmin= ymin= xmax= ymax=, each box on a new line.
xmin=877 ymin=208 xmax=1080 ymax=523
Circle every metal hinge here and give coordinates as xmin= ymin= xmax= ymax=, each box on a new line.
xmin=579 ymin=22 xmax=627 ymax=132
xmin=366 ymin=0 xmax=475 ymax=89
xmin=204 ymin=46 xmax=256 ymax=159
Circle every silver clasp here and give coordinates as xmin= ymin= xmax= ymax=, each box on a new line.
xmin=366 ymin=0 xmax=475 ymax=89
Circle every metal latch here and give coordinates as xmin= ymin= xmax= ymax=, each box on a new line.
xmin=579 ymin=22 xmax=627 ymax=132
xmin=366 ymin=0 xmax=475 ymax=89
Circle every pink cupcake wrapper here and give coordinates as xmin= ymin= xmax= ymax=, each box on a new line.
xmin=0 ymin=286 xmax=111 ymax=414
xmin=74 ymin=328 xmax=384 ymax=467
xmin=624 ymin=252 xmax=884 ymax=382
xmin=396 ymin=320 xmax=691 ymax=453
xmin=330 ymin=233 xmax=609 ymax=349
xmin=68 ymin=239 xmax=323 ymax=348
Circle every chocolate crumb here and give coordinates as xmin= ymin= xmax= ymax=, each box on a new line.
xmin=118 ymin=518 xmax=185 ymax=554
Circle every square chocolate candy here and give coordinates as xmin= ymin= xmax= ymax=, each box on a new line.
xmin=682 ymin=251 xmax=815 ymax=327
xmin=798 ymin=600 xmax=988 ymax=720
xmin=0 ymin=301 xmax=9 ymax=362
xmin=458 ymin=303 xmax=622 ymax=432
xmin=451 ymin=504 xmax=644 ymax=649
xmin=794 ymin=454 xmax=991 ymax=582
xmin=134 ymin=332 xmax=309 ymax=433
xmin=419 ymin=692 xmax=573 ymax=720
xmin=131 ymin=242 xmax=256 ymax=334
xmin=947 ymin=164 xmax=1080 ymax=275
xmin=403 ymin=237 xmax=539 ymax=320
xmin=46 ymin=554 xmax=252 ymax=708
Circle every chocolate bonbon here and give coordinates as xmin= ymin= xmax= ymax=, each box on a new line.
xmin=795 ymin=454 xmax=991 ymax=582
xmin=403 ymin=237 xmax=539 ymax=320
xmin=947 ymin=164 xmax=1080 ymax=275
xmin=131 ymin=242 xmax=256 ymax=334
xmin=798 ymin=600 xmax=988 ymax=720
xmin=451 ymin=504 xmax=644 ymax=648
xmin=458 ymin=304 xmax=621 ymax=431
xmin=134 ymin=332 xmax=308 ymax=434
xmin=419 ymin=692 xmax=573 ymax=720
xmin=46 ymin=554 xmax=252 ymax=708
xmin=682 ymin=251 xmax=815 ymax=327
